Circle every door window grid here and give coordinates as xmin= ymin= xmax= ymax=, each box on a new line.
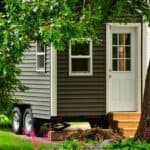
xmin=112 ymin=33 xmax=131 ymax=71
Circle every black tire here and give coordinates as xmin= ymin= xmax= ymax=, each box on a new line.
xmin=23 ymin=108 xmax=33 ymax=135
xmin=12 ymin=107 xmax=23 ymax=134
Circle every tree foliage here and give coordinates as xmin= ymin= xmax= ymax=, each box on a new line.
xmin=0 ymin=0 xmax=149 ymax=113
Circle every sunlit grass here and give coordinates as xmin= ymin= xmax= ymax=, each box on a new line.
xmin=0 ymin=131 xmax=33 ymax=150
xmin=0 ymin=131 xmax=50 ymax=150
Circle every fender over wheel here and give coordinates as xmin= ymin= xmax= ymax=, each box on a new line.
xmin=12 ymin=107 xmax=23 ymax=134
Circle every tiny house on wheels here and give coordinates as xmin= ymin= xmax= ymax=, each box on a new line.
xmin=12 ymin=21 xmax=150 ymax=136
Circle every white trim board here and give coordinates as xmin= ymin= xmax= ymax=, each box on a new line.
xmin=50 ymin=44 xmax=57 ymax=116
xmin=106 ymin=23 xmax=141 ymax=113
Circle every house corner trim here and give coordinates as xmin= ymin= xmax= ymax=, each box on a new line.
xmin=50 ymin=44 xmax=57 ymax=116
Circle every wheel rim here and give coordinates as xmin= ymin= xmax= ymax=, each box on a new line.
xmin=13 ymin=111 xmax=20 ymax=132
xmin=24 ymin=113 xmax=32 ymax=134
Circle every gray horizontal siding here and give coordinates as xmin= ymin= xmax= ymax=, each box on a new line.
xmin=18 ymin=76 xmax=50 ymax=80
xmin=15 ymin=42 xmax=51 ymax=119
xmin=15 ymin=95 xmax=50 ymax=101
xmin=21 ymin=80 xmax=50 ymax=85
xmin=57 ymin=24 xmax=106 ymax=116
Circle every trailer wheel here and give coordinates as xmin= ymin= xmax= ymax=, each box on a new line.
xmin=23 ymin=108 xmax=33 ymax=135
xmin=12 ymin=107 xmax=22 ymax=134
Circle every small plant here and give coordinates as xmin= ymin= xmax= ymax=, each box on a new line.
xmin=55 ymin=139 xmax=81 ymax=150
xmin=87 ymin=140 xmax=99 ymax=145
xmin=0 ymin=114 xmax=11 ymax=129
xmin=103 ymin=138 xmax=150 ymax=150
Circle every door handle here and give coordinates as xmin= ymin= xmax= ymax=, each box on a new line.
xmin=109 ymin=69 xmax=112 ymax=72
xmin=109 ymin=74 xmax=112 ymax=78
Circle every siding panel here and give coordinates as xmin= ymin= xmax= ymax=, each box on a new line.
xmin=57 ymin=25 xmax=106 ymax=116
xmin=15 ymin=43 xmax=51 ymax=119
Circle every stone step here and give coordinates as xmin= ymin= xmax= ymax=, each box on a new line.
xmin=109 ymin=112 xmax=141 ymax=120
xmin=119 ymin=128 xmax=137 ymax=137
xmin=114 ymin=120 xmax=139 ymax=129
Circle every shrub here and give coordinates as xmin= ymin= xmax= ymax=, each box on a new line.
xmin=0 ymin=114 xmax=11 ymax=129
xmin=103 ymin=138 xmax=150 ymax=150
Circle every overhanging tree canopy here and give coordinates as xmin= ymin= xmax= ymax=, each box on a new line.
xmin=0 ymin=0 xmax=149 ymax=136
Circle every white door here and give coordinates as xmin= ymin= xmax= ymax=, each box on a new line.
xmin=108 ymin=27 xmax=136 ymax=111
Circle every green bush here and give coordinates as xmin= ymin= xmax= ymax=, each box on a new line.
xmin=103 ymin=138 xmax=150 ymax=150
xmin=54 ymin=139 xmax=81 ymax=150
xmin=0 ymin=114 xmax=11 ymax=128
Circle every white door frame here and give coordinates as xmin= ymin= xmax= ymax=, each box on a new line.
xmin=142 ymin=23 xmax=150 ymax=95
xmin=106 ymin=23 xmax=141 ymax=113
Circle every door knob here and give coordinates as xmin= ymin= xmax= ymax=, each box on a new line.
xmin=109 ymin=69 xmax=112 ymax=72
xmin=109 ymin=74 xmax=112 ymax=78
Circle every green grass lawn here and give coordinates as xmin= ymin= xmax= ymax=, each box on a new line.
xmin=0 ymin=131 xmax=82 ymax=150
xmin=0 ymin=131 xmax=32 ymax=150
xmin=0 ymin=119 xmax=88 ymax=150
xmin=1 ymin=130 xmax=150 ymax=150
xmin=0 ymin=131 xmax=50 ymax=150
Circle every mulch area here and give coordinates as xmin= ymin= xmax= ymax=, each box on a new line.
xmin=20 ymin=125 xmax=122 ymax=144
xmin=49 ymin=126 xmax=122 ymax=142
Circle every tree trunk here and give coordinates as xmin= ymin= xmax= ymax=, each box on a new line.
xmin=135 ymin=62 xmax=150 ymax=141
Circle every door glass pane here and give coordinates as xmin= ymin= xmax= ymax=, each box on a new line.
xmin=119 ymin=47 xmax=125 ymax=58
xmin=126 ymin=59 xmax=131 ymax=71
xmin=125 ymin=47 xmax=130 ymax=58
xmin=119 ymin=34 xmax=125 ymax=45
xmin=112 ymin=33 xmax=131 ymax=71
xmin=113 ymin=34 xmax=118 ymax=45
xmin=113 ymin=47 xmax=118 ymax=58
xmin=119 ymin=59 xmax=125 ymax=71
xmin=125 ymin=34 xmax=130 ymax=45
xmin=113 ymin=59 xmax=118 ymax=71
